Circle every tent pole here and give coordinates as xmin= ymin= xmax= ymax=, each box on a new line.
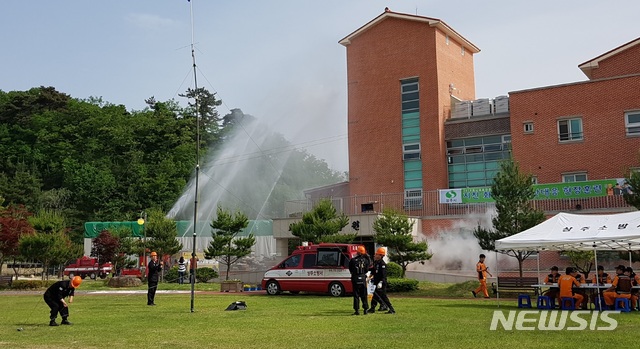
xmin=593 ymin=245 xmax=598 ymax=285
xmin=495 ymin=250 xmax=500 ymax=308
xmin=536 ymin=250 xmax=541 ymax=284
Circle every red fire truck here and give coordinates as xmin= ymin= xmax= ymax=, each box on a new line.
xmin=63 ymin=256 xmax=113 ymax=280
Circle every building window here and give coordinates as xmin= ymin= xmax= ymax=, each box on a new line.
xmin=523 ymin=122 xmax=534 ymax=133
xmin=404 ymin=189 xmax=423 ymax=208
xmin=403 ymin=143 xmax=421 ymax=160
xmin=401 ymin=78 xmax=422 ymax=200
xmin=531 ymin=176 xmax=538 ymax=185
xmin=562 ymin=172 xmax=587 ymax=182
xmin=461 ymin=46 xmax=465 ymax=56
xmin=445 ymin=34 xmax=450 ymax=45
xmin=625 ymin=111 xmax=640 ymax=136
xmin=558 ymin=118 xmax=583 ymax=142
xmin=446 ymin=135 xmax=511 ymax=188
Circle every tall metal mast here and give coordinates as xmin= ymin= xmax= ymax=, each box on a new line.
xmin=189 ymin=0 xmax=200 ymax=313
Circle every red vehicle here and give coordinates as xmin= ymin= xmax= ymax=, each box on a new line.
xmin=261 ymin=243 xmax=361 ymax=297
xmin=63 ymin=256 xmax=112 ymax=280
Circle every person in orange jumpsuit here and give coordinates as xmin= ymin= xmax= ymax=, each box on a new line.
xmin=543 ymin=266 xmax=560 ymax=303
xmin=590 ymin=265 xmax=612 ymax=308
xmin=472 ymin=254 xmax=492 ymax=298
xmin=603 ymin=265 xmax=633 ymax=309
xmin=558 ymin=267 xmax=583 ymax=309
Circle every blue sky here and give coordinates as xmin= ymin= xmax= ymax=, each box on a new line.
xmin=2 ymin=1 xmax=639 ymax=172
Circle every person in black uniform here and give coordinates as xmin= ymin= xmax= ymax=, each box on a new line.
xmin=368 ymin=247 xmax=395 ymax=314
xmin=147 ymin=251 xmax=163 ymax=306
xmin=349 ymin=245 xmax=371 ymax=315
xmin=43 ymin=275 xmax=82 ymax=326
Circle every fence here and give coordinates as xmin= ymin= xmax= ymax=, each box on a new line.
xmin=285 ymin=191 xmax=632 ymax=218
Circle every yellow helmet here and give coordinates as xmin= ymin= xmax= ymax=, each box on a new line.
xmin=71 ymin=276 xmax=82 ymax=288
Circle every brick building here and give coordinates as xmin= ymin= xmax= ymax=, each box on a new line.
xmin=336 ymin=9 xmax=640 ymax=221
xmin=273 ymin=9 xmax=639 ymax=265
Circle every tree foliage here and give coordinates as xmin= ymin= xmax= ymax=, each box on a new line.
xmin=289 ymin=199 xmax=352 ymax=243
xmin=0 ymin=205 xmax=35 ymax=275
xmin=623 ymin=169 xmax=640 ymax=209
xmin=204 ymin=206 xmax=254 ymax=280
xmin=564 ymin=251 xmax=594 ymax=280
xmin=372 ymin=209 xmax=432 ymax=278
xmin=144 ymin=209 xmax=182 ymax=259
xmin=473 ymin=158 xmax=546 ymax=277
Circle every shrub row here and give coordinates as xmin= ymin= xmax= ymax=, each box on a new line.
xmin=7 ymin=280 xmax=58 ymax=290
xmin=387 ymin=278 xmax=419 ymax=292
xmin=164 ymin=266 xmax=218 ymax=283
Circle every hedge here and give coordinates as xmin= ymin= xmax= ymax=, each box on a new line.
xmin=387 ymin=278 xmax=419 ymax=292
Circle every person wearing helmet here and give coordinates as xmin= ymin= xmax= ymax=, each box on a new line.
xmin=348 ymin=245 xmax=371 ymax=315
xmin=147 ymin=251 xmax=164 ymax=306
xmin=368 ymin=247 xmax=395 ymax=314
xmin=43 ymin=275 xmax=82 ymax=326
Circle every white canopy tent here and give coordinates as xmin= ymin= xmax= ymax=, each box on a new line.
xmin=495 ymin=211 xmax=640 ymax=252
xmin=493 ymin=210 xmax=640 ymax=306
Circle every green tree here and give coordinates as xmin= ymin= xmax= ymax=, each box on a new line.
xmin=564 ymin=251 xmax=594 ymax=280
xmin=204 ymin=206 xmax=255 ymax=280
xmin=289 ymin=199 xmax=353 ymax=243
xmin=144 ymin=209 xmax=182 ymax=259
xmin=623 ymin=170 xmax=640 ymax=209
xmin=473 ymin=158 xmax=546 ymax=277
xmin=372 ymin=209 xmax=432 ymax=278
xmin=19 ymin=232 xmax=79 ymax=280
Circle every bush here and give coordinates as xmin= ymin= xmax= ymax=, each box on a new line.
xmin=195 ymin=267 xmax=218 ymax=283
xmin=164 ymin=266 xmax=180 ymax=283
xmin=386 ymin=262 xmax=402 ymax=278
xmin=387 ymin=278 xmax=419 ymax=292
xmin=10 ymin=280 xmax=57 ymax=290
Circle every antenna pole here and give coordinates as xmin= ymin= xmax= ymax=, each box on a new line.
xmin=189 ymin=0 xmax=200 ymax=314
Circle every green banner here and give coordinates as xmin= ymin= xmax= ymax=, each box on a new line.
xmin=460 ymin=179 xmax=618 ymax=203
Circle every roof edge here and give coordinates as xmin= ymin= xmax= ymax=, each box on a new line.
xmin=578 ymin=37 xmax=640 ymax=78
xmin=339 ymin=10 xmax=480 ymax=53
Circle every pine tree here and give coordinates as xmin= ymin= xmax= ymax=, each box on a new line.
xmin=204 ymin=206 xmax=255 ymax=280
xmin=473 ymin=158 xmax=545 ymax=276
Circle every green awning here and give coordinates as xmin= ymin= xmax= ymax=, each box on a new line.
xmin=85 ymin=220 xmax=274 ymax=238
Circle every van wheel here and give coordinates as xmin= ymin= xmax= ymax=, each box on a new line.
xmin=266 ymin=280 xmax=281 ymax=295
xmin=99 ymin=274 xmax=107 ymax=279
xmin=329 ymin=282 xmax=345 ymax=297
xmin=90 ymin=272 xmax=97 ymax=280
xmin=68 ymin=273 xmax=75 ymax=280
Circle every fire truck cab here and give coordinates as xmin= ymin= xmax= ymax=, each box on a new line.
xmin=261 ymin=243 xmax=361 ymax=297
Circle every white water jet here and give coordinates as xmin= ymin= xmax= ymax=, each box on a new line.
xmin=167 ymin=112 xmax=293 ymax=232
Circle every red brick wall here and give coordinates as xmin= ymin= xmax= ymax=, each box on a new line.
xmin=345 ymin=17 xmax=475 ymax=196
xmin=509 ymin=75 xmax=640 ymax=183
xmin=590 ymin=43 xmax=640 ymax=80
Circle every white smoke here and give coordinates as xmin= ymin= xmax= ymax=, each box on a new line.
xmin=408 ymin=208 xmax=516 ymax=275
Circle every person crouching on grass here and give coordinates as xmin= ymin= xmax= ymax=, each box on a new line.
xmin=472 ymin=254 xmax=492 ymax=298
xmin=43 ymin=276 xmax=82 ymax=326
xmin=558 ymin=267 xmax=583 ymax=309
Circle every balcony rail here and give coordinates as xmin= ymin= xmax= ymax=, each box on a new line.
xmin=284 ymin=191 xmax=633 ymax=218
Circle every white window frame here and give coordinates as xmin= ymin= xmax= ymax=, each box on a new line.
xmin=403 ymin=143 xmax=421 ymax=160
xmin=562 ymin=172 xmax=588 ymax=183
xmin=523 ymin=122 xmax=534 ymax=133
xmin=404 ymin=189 xmax=423 ymax=208
xmin=625 ymin=111 xmax=640 ymax=136
xmin=557 ymin=117 xmax=583 ymax=142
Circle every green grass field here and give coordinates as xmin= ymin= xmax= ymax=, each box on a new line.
xmin=2 ymin=281 xmax=640 ymax=349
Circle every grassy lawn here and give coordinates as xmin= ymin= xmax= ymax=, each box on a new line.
xmin=2 ymin=281 xmax=640 ymax=348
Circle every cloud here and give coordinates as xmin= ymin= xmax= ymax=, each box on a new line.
xmin=125 ymin=13 xmax=178 ymax=32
